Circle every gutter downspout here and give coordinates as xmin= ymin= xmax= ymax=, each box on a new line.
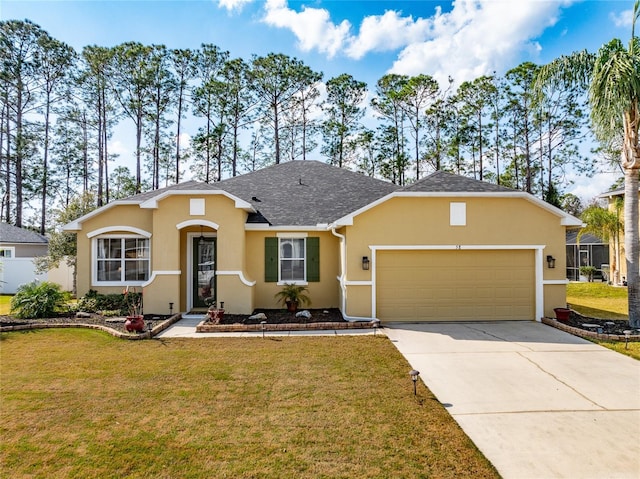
xmin=331 ymin=226 xmax=376 ymax=322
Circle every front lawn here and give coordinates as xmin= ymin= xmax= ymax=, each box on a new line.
xmin=566 ymin=282 xmax=628 ymax=320
xmin=0 ymin=295 xmax=11 ymax=315
xmin=0 ymin=330 xmax=498 ymax=478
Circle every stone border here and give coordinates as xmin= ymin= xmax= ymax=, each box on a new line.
xmin=542 ymin=317 xmax=640 ymax=342
xmin=0 ymin=314 xmax=183 ymax=340
xmin=196 ymin=320 xmax=377 ymax=333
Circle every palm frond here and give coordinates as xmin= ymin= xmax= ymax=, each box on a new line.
xmin=590 ymin=39 xmax=640 ymax=140
xmin=533 ymin=50 xmax=595 ymax=94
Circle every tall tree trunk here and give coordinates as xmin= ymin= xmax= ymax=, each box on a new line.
xmin=624 ymin=166 xmax=639 ymax=327
xmin=274 ymin=101 xmax=280 ymax=164
xmin=40 ymin=94 xmax=51 ymax=234
xmin=15 ymin=84 xmax=23 ymax=227
xmin=478 ymin=111 xmax=483 ymax=181
xmin=82 ymin=111 xmax=88 ymax=194
xmin=175 ymin=83 xmax=184 ymax=183
xmin=2 ymin=98 xmax=10 ymax=222
xmin=97 ymin=91 xmax=104 ymax=207
xmin=135 ymin=105 xmax=142 ymax=193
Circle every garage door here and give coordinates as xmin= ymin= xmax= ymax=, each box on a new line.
xmin=376 ymin=250 xmax=534 ymax=321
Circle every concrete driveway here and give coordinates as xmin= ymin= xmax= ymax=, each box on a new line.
xmin=385 ymin=321 xmax=640 ymax=479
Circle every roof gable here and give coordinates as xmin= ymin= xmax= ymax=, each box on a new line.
xmin=215 ymin=161 xmax=399 ymax=226
xmin=333 ymin=172 xmax=582 ymax=227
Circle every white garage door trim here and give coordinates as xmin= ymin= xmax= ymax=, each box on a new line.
xmin=369 ymin=244 xmax=546 ymax=322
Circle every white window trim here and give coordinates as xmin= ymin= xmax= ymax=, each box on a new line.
xmin=0 ymin=246 xmax=15 ymax=258
xmin=277 ymin=236 xmax=307 ymax=285
xmin=450 ymin=202 xmax=466 ymax=226
xmin=91 ymin=234 xmax=151 ymax=287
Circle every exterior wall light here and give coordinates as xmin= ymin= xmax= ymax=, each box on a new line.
xmin=546 ymin=255 xmax=556 ymax=269
xmin=362 ymin=256 xmax=370 ymax=270
xmin=409 ymin=369 xmax=420 ymax=395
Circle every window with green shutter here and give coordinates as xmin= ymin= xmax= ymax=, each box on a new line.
xmin=264 ymin=237 xmax=278 ymax=282
xmin=306 ymin=237 xmax=319 ymax=282
xmin=264 ymin=236 xmax=319 ymax=283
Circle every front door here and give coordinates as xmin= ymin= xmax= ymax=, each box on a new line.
xmin=192 ymin=236 xmax=216 ymax=309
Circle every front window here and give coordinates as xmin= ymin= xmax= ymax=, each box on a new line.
xmin=0 ymin=247 xmax=14 ymax=258
xmin=280 ymin=238 xmax=305 ymax=282
xmin=96 ymin=237 xmax=149 ymax=284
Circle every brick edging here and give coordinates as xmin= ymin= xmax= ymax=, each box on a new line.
xmin=196 ymin=320 xmax=376 ymax=333
xmin=0 ymin=313 xmax=183 ymax=340
xmin=541 ymin=317 xmax=640 ymax=342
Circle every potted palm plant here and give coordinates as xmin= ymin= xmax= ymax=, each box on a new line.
xmin=274 ymin=283 xmax=311 ymax=313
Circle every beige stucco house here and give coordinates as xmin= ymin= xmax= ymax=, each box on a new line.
xmin=599 ymin=187 xmax=640 ymax=285
xmin=64 ymin=161 xmax=581 ymax=322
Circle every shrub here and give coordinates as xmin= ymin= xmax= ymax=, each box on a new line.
xmin=77 ymin=290 xmax=141 ymax=315
xmin=10 ymin=281 xmax=66 ymax=319
xmin=579 ymin=266 xmax=598 ymax=282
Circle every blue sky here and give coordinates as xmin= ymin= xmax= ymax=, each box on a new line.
xmin=2 ymin=0 xmax=636 ymax=198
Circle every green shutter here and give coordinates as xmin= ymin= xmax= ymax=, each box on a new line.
xmin=306 ymin=237 xmax=320 ymax=282
xmin=265 ymin=237 xmax=278 ymax=282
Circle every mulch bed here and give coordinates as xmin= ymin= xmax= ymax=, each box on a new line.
xmin=217 ymin=308 xmax=345 ymax=325
xmin=0 ymin=313 xmax=174 ymax=336
xmin=543 ymin=309 xmax=640 ymax=341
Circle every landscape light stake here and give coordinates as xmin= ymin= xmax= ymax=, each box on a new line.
xmin=261 ymin=321 xmax=267 ymax=338
xmin=409 ymin=370 xmax=420 ymax=396
xmin=624 ymin=330 xmax=632 ymax=349
xmin=169 ymin=302 xmax=174 ymax=315
xmin=371 ymin=319 xmax=380 ymax=336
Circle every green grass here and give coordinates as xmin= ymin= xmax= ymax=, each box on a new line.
xmin=565 ymin=283 xmax=639 ymax=359
xmin=0 ymin=295 xmax=11 ymax=315
xmin=566 ymin=282 xmax=629 ymax=320
xmin=590 ymin=339 xmax=640 ymax=360
xmin=0 ymin=330 xmax=498 ymax=479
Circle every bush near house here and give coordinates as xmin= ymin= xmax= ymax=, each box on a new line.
xmin=10 ymin=281 xmax=66 ymax=319
xmin=77 ymin=289 xmax=142 ymax=316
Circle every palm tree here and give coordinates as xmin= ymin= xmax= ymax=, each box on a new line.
xmin=534 ymin=1 xmax=640 ymax=327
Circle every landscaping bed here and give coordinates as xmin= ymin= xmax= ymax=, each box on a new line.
xmin=543 ymin=309 xmax=640 ymax=342
xmin=197 ymin=308 xmax=378 ymax=332
xmin=0 ymin=313 xmax=180 ymax=339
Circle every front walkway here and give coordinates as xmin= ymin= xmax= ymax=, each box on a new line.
xmin=385 ymin=321 xmax=640 ymax=479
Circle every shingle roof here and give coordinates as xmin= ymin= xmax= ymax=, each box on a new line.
xmin=215 ymin=160 xmax=399 ymax=226
xmin=125 ymin=180 xmax=219 ymax=202
xmin=89 ymin=163 xmax=543 ymax=228
xmin=402 ymin=170 xmax=517 ymax=193
xmin=598 ymin=187 xmax=640 ymax=198
xmin=566 ymin=230 xmax=606 ymax=245
xmin=0 ymin=222 xmax=48 ymax=244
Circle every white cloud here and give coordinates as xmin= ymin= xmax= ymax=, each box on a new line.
xmin=390 ymin=0 xmax=572 ymax=87
xmin=346 ymin=10 xmax=431 ymax=59
xmin=260 ymin=0 xmax=580 ymax=88
xmin=108 ymin=139 xmax=129 ymax=157
xmin=609 ymin=8 xmax=633 ymax=28
xmin=262 ymin=0 xmax=351 ymax=58
xmin=217 ymin=0 xmax=254 ymax=13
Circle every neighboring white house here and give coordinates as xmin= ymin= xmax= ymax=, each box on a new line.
xmin=0 ymin=222 xmax=72 ymax=294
